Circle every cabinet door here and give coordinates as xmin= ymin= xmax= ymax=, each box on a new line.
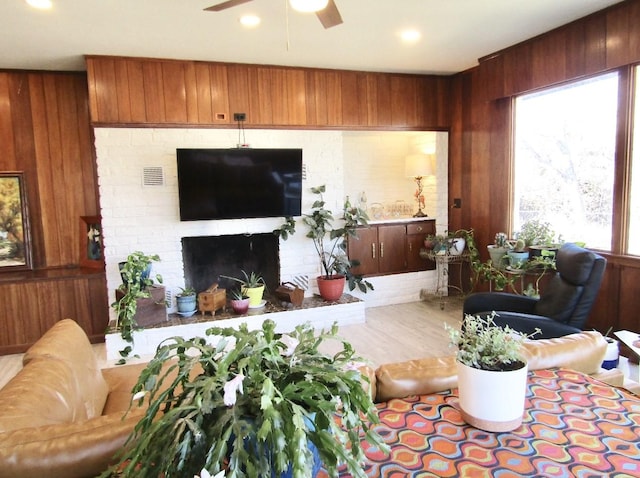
xmin=407 ymin=220 xmax=436 ymax=271
xmin=349 ymin=227 xmax=378 ymax=276
xmin=378 ymin=225 xmax=407 ymax=274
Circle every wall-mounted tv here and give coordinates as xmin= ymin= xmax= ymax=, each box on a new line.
xmin=177 ymin=148 xmax=303 ymax=221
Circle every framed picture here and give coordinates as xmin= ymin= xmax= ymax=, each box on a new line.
xmin=0 ymin=172 xmax=32 ymax=271
xmin=80 ymin=216 xmax=104 ymax=269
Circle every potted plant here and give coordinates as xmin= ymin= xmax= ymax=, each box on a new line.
xmin=299 ymin=185 xmax=373 ymax=301
xmin=111 ymin=251 xmax=163 ymax=363
xmin=516 ymin=219 xmax=560 ymax=257
xmin=446 ymin=313 xmax=539 ymax=432
xmin=507 ymin=238 xmax=529 ymax=269
xmin=487 ymin=232 xmax=509 ymax=270
xmin=100 ymin=319 xmax=388 ymax=478
xmin=229 ymin=288 xmax=250 ymax=315
xmin=221 ymin=270 xmax=266 ymax=307
xmin=176 ymin=286 xmax=197 ymax=317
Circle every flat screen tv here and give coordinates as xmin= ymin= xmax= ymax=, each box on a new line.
xmin=177 ymin=148 xmax=303 ymax=221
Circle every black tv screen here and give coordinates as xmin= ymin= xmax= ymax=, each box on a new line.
xmin=177 ymin=148 xmax=303 ymax=221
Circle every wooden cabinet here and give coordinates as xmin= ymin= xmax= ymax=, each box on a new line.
xmin=349 ymin=219 xmax=435 ymax=276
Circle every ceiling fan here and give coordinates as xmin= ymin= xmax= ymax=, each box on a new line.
xmin=204 ymin=0 xmax=343 ymax=29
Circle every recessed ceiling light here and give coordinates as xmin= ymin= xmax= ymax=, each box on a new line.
xmin=25 ymin=0 xmax=52 ymax=9
xmin=239 ymin=15 xmax=261 ymax=28
xmin=400 ymin=29 xmax=421 ymax=44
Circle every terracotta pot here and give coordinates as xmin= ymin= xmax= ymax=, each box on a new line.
xmin=316 ymin=275 xmax=346 ymax=301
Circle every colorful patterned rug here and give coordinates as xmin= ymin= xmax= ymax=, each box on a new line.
xmin=319 ymin=368 xmax=640 ymax=477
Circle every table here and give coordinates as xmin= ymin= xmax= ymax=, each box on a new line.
xmin=615 ymin=330 xmax=640 ymax=381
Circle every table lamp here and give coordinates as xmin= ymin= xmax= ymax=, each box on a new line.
xmin=405 ymin=153 xmax=433 ymax=217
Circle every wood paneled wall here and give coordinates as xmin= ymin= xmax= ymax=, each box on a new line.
xmin=0 ymin=71 xmax=108 ymax=353
xmin=85 ymin=56 xmax=450 ymax=129
xmin=448 ymin=0 xmax=640 ymax=335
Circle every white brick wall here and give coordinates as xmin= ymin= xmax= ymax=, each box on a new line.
xmin=94 ymin=128 xmax=448 ymax=320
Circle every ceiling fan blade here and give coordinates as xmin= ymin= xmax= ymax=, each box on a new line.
xmin=316 ymin=0 xmax=343 ymax=29
xmin=204 ymin=0 xmax=254 ymax=12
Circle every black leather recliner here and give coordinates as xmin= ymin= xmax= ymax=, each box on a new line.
xmin=463 ymin=243 xmax=607 ymax=339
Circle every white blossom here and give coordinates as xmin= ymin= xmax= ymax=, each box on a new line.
xmin=279 ymin=334 xmax=299 ymax=357
xmin=344 ymin=361 xmax=367 ymax=371
xmin=132 ymin=390 xmax=148 ymax=401
xmin=223 ymin=373 xmax=245 ymax=406
xmin=194 ymin=469 xmax=225 ymax=478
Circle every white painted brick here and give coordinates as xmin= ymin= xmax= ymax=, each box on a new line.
xmin=95 ymin=128 xmax=448 ymax=319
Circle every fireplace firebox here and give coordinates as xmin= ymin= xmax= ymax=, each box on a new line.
xmin=182 ymin=234 xmax=280 ymax=296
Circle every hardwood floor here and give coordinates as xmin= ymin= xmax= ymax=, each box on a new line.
xmin=0 ymin=298 xmax=465 ymax=389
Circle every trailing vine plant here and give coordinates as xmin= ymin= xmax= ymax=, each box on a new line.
xmin=111 ymin=251 xmax=163 ymax=364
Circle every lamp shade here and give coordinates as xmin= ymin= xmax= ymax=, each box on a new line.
xmin=289 ymin=0 xmax=329 ymax=13
xmin=405 ymin=154 xmax=433 ymax=178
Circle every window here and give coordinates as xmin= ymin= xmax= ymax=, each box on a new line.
xmin=629 ymin=67 xmax=640 ymax=256
xmin=513 ymin=73 xmax=619 ymax=251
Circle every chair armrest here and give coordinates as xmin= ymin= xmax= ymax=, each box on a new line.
xmin=491 ymin=312 xmax=582 ymax=339
xmin=0 ymin=411 xmax=142 ymax=478
xmin=463 ymin=292 xmax=538 ymax=316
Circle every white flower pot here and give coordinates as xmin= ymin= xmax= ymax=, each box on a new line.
xmin=602 ymin=338 xmax=619 ymax=370
xmin=456 ymin=360 xmax=528 ymax=432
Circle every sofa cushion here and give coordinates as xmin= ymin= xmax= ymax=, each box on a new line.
xmin=375 ymin=356 xmax=457 ymax=403
xmin=0 ymin=357 xmax=87 ymax=433
xmin=522 ymin=330 xmax=606 ymax=374
xmin=23 ymin=319 xmax=109 ymax=419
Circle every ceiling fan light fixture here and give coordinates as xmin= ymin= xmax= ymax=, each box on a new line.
xmin=289 ymin=0 xmax=329 ymax=13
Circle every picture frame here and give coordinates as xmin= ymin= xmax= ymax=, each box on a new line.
xmin=80 ymin=215 xmax=104 ymax=269
xmin=0 ymin=172 xmax=32 ymax=271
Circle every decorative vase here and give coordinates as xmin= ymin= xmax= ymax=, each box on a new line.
xmin=316 ymin=275 xmax=345 ymax=301
xmin=230 ymin=298 xmax=250 ymax=315
xmin=448 ymin=237 xmax=466 ymax=255
xmin=243 ymin=285 xmax=265 ymax=307
xmin=456 ymin=360 xmax=528 ymax=432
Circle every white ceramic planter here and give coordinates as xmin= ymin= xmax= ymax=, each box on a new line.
xmin=602 ymin=338 xmax=619 ymax=370
xmin=456 ymin=360 xmax=528 ymax=432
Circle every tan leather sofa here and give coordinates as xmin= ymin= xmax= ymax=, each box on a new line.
xmin=374 ymin=331 xmax=627 ymax=402
xmin=0 ymin=319 xmax=150 ymax=478
xmin=0 ymin=321 xmax=631 ymax=478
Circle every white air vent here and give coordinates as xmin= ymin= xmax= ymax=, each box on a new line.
xmin=291 ymin=275 xmax=309 ymax=291
xmin=142 ymin=166 xmax=165 ymax=187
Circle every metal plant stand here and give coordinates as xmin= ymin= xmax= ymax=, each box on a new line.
xmin=422 ymin=250 xmax=471 ymax=309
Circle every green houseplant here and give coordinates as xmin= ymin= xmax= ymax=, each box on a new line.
xmin=446 ymin=313 xmax=539 ymax=431
xmin=300 ymin=185 xmax=373 ymax=300
xmin=229 ymin=288 xmax=250 ymax=315
xmin=176 ymin=286 xmax=197 ymax=316
xmin=101 ymin=319 xmax=388 ymax=478
xmin=111 ymin=251 xmax=163 ymax=363
xmin=221 ymin=270 xmax=266 ymax=307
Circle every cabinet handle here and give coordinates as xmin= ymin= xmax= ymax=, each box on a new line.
xmin=416 ymin=226 xmax=423 ymax=232
xmin=372 ymin=243 xmax=376 ymax=259
xmin=380 ymin=243 xmax=384 ymax=258
xmin=409 ymin=242 xmax=413 ymax=252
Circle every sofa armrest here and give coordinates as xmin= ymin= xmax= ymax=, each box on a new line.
xmin=0 ymin=412 xmax=142 ymax=478
xmin=375 ymin=356 xmax=456 ymax=403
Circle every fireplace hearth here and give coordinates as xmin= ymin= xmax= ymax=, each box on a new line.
xmin=182 ymin=234 xmax=280 ymax=295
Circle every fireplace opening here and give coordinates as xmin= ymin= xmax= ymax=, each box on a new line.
xmin=182 ymin=234 xmax=280 ymax=297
